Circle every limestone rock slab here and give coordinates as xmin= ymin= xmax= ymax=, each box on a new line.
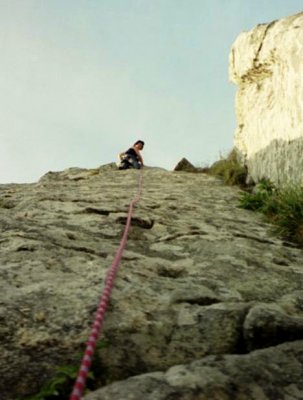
xmin=0 ymin=166 xmax=303 ymax=399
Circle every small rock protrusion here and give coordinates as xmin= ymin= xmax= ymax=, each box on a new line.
xmin=174 ymin=158 xmax=197 ymax=172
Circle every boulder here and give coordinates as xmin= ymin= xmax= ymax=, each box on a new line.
xmin=174 ymin=158 xmax=197 ymax=172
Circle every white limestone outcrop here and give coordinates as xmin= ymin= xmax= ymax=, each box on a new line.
xmin=229 ymin=12 xmax=303 ymax=185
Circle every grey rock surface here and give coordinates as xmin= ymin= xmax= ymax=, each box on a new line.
xmin=85 ymin=341 xmax=303 ymax=400
xmin=1 ymin=165 xmax=303 ymax=399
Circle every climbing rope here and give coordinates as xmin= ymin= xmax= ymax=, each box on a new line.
xmin=70 ymin=169 xmax=144 ymax=400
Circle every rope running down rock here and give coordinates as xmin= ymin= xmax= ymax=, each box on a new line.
xmin=70 ymin=169 xmax=144 ymax=400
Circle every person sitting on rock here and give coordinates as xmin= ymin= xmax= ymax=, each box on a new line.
xmin=118 ymin=140 xmax=144 ymax=170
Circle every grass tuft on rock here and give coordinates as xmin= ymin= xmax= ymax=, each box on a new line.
xmin=208 ymin=149 xmax=247 ymax=186
xmin=206 ymin=149 xmax=303 ymax=246
xmin=239 ymin=179 xmax=303 ymax=245
xmin=22 ymin=339 xmax=111 ymax=400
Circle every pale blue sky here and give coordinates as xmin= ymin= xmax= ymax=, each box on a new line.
xmin=1 ymin=0 xmax=302 ymax=183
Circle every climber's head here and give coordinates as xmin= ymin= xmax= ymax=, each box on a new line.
xmin=134 ymin=140 xmax=145 ymax=150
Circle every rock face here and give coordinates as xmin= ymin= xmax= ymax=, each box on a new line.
xmin=85 ymin=341 xmax=303 ymax=400
xmin=229 ymin=12 xmax=303 ymax=185
xmin=1 ymin=164 xmax=303 ymax=400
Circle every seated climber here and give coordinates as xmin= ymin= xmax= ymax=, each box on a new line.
xmin=118 ymin=140 xmax=145 ymax=170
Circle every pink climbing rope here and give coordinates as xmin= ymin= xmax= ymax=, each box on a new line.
xmin=70 ymin=169 xmax=144 ymax=400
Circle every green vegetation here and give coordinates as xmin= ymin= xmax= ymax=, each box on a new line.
xmin=24 ymin=364 xmax=94 ymax=400
xmin=208 ymin=149 xmax=247 ymax=186
xmin=239 ymin=179 xmax=276 ymax=211
xmin=206 ymin=149 xmax=303 ymax=246
xmin=239 ymin=179 xmax=303 ymax=245
xmin=23 ymin=339 xmax=110 ymax=400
